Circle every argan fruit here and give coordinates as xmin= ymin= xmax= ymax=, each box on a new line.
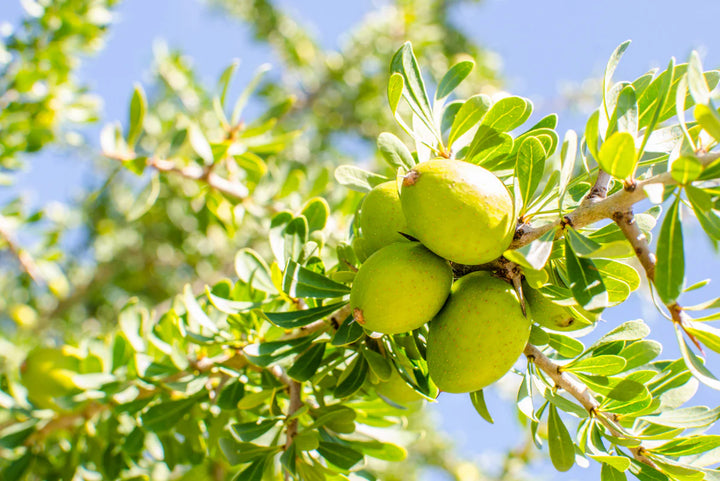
xmin=375 ymin=369 xmax=423 ymax=405
xmin=358 ymin=181 xmax=409 ymax=257
xmin=427 ymin=272 xmax=530 ymax=393
xmin=524 ymin=285 xmax=595 ymax=332
xmin=20 ymin=347 xmax=81 ymax=409
xmin=400 ymin=159 xmax=515 ymax=265
xmin=350 ymin=242 xmax=452 ymax=335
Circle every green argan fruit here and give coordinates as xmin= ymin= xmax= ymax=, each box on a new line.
xmin=400 ymin=159 xmax=515 ymax=265
xmin=358 ymin=181 xmax=409 ymax=257
xmin=428 ymin=272 xmax=530 ymax=393
xmin=350 ymin=242 xmax=452 ymax=335
xmin=375 ymin=369 xmax=423 ymax=405
xmin=20 ymin=347 xmax=81 ymax=409
xmin=524 ymin=285 xmax=595 ymax=332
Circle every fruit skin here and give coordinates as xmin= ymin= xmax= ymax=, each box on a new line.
xmin=374 ymin=369 xmax=423 ymax=405
xmin=400 ymin=159 xmax=515 ymax=265
xmin=427 ymin=272 xmax=530 ymax=393
xmin=350 ymin=242 xmax=453 ymax=335
xmin=524 ymin=285 xmax=594 ymax=332
xmin=358 ymin=181 xmax=409 ymax=257
xmin=20 ymin=347 xmax=81 ymax=410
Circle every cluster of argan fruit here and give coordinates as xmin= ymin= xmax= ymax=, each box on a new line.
xmin=350 ymin=159 xmax=591 ymax=396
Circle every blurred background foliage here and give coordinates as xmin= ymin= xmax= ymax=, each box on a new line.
xmin=0 ymin=0 xmax=526 ymax=479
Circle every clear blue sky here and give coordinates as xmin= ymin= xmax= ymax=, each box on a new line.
xmin=3 ymin=1 xmax=720 ymax=479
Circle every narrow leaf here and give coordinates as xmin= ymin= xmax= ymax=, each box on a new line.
xmin=548 ymin=405 xmax=575 ymax=472
xmin=334 ymin=165 xmax=389 ymax=193
xmin=515 ymin=137 xmax=547 ymax=211
xmin=287 ymin=344 xmax=326 ymax=381
xmin=127 ymin=83 xmax=147 ymax=146
xmin=655 ymin=196 xmax=685 ymax=304
xmin=377 ymin=132 xmax=415 ymax=170
xmin=565 ymin=238 xmax=609 ymax=311
xmin=470 ymin=390 xmax=494 ymax=424
xmin=436 ymin=60 xmax=474 ymax=100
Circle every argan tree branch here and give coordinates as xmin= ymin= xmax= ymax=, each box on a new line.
xmin=104 ymin=152 xmax=249 ymax=200
xmin=524 ymin=343 xmax=657 ymax=468
xmin=511 ymin=151 xmax=720 ymax=250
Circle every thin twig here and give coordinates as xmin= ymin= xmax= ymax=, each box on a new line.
xmin=524 ymin=344 xmax=657 ymax=468
xmin=0 ymin=215 xmax=44 ymax=284
xmin=104 ymin=152 xmax=248 ymax=200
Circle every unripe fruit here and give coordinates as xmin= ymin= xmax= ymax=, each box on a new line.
xmin=427 ymin=272 xmax=530 ymax=393
xmin=374 ymin=369 xmax=423 ymax=405
xmin=524 ymin=285 xmax=594 ymax=332
xmin=358 ymin=181 xmax=409 ymax=257
xmin=20 ymin=347 xmax=81 ymax=409
xmin=350 ymin=242 xmax=453 ymax=335
xmin=400 ymin=159 xmax=515 ymax=265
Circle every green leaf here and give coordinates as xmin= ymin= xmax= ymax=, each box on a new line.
xmin=377 ymin=132 xmax=415 ymax=170
xmin=334 ymin=165 xmax=390 ymax=193
xmin=638 ymin=58 xmax=675 ymax=157
xmin=126 ymin=172 xmax=160 ymax=221
xmin=598 ymin=131 xmax=637 ymax=179
xmin=594 ymin=456 xmax=632 ymax=473
xmin=603 ymin=41 xmax=632 ymax=121
xmin=440 ymin=100 xmax=463 ymax=134
xmin=390 ymin=42 xmax=433 ymax=125
xmin=559 ymin=130 xmax=578 ymax=200
xmin=612 ymin=85 xmax=638 ymax=137
xmin=694 ymin=103 xmax=720 ymax=142
xmin=654 ymin=436 xmax=720 ymax=456
xmin=350 ymin=440 xmax=407 ymax=462
xmin=243 ymin=337 xmax=314 ymax=368
xmin=469 ymin=390 xmax=494 ymax=424
xmin=127 ymin=83 xmax=147 ymax=146
xmin=601 ymin=463 xmax=628 ymax=481
xmin=332 ymin=316 xmax=364 ymax=346
xmin=235 ymin=248 xmax=276 ymax=294
xmin=671 ymin=156 xmax=703 ymax=184
xmin=548 ymin=404 xmax=575 ymax=472
xmin=282 ymin=261 xmax=350 ymax=299
xmin=687 ymin=51 xmax=710 ymax=106
xmin=565 ymin=228 xmax=603 ymax=257
xmin=618 ymin=340 xmax=662 ymax=370
xmin=686 ymin=186 xmax=720 ymax=240
xmin=575 ymin=375 xmax=647 ymax=402
xmin=362 ymin=349 xmax=392 ymax=381
xmin=217 ymin=381 xmax=245 ymax=410
xmin=655 ymin=195 xmax=685 ymax=304
xmin=467 ymin=127 xmax=514 ymax=166
xmin=219 ymin=438 xmax=280 ymax=466
xmin=586 ymin=109 xmax=601 ymax=159
xmin=548 ymin=333 xmax=585 ymax=358
xmin=334 ymin=355 xmax=369 ymax=398
xmin=317 ymin=441 xmax=364 ymax=470
xmin=142 ymin=397 xmax=199 ymax=432
xmin=515 ymin=137 xmax=547 ymax=212
xmin=0 ymin=421 xmax=37 ymax=449
xmin=387 ymin=73 xmax=404 ymax=114
xmin=287 ymin=343 xmax=326 ymax=382
xmin=189 ymin=124 xmax=214 ymax=165
xmin=1 ymin=451 xmax=32 ymax=480
xmin=217 ymin=60 xmax=239 ymax=107
xmin=448 ymin=94 xmax=491 ymax=147
xmin=301 ymin=198 xmax=330 ymax=232
xmin=481 ymin=96 xmax=532 ymax=132
xmin=265 ymin=302 xmax=346 ymax=329
xmin=563 ymin=355 xmax=627 ymax=376
xmin=640 ymin=404 xmax=720 ymax=429
xmin=436 ymin=60 xmax=474 ymax=100
xmin=231 ymin=419 xmax=280 ymax=442
xmin=593 ymin=320 xmax=650 ymax=349
xmin=231 ymin=63 xmax=272 ymax=125
xmin=684 ymin=322 xmax=720 ymax=355
xmin=504 ymin=227 xmax=556 ymax=271
xmin=564 ymin=237 xmax=609 ymax=311
xmin=183 ymin=284 xmax=219 ymax=334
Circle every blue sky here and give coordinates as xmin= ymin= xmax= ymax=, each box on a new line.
xmin=3 ymin=1 xmax=720 ymax=479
